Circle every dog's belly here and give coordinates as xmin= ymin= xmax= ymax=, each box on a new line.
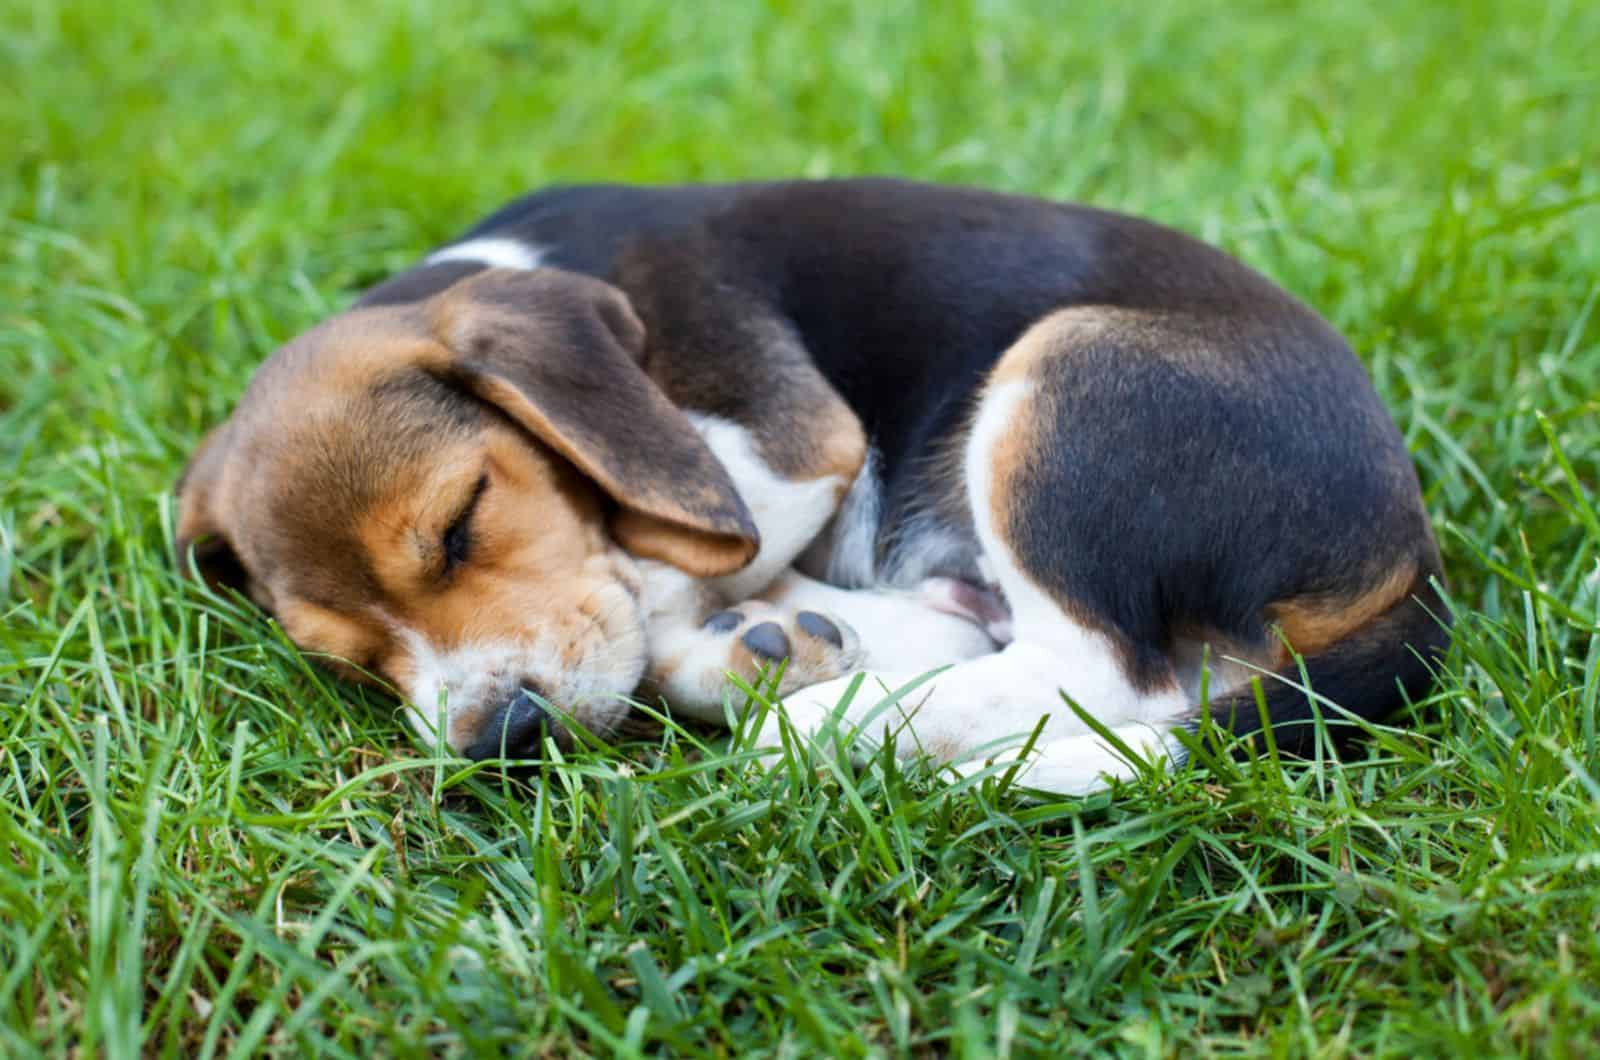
xmin=798 ymin=449 xmax=970 ymax=585
xmin=796 ymin=447 xmax=1008 ymax=641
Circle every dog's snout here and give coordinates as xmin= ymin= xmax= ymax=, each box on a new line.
xmin=464 ymin=686 xmax=549 ymax=761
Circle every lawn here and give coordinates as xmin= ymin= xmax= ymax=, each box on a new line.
xmin=3 ymin=0 xmax=1599 ymax=1055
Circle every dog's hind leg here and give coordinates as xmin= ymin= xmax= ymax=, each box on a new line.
xmin=758 ymin=313 xmax=1205 ymax=792
xmin=758 ymin=628 xmax=1191 ymax=794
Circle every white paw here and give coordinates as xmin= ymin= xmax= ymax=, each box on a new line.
xmin=698 ymin=602 xmax=864 ymax=693
xmin=647 ymin=602 xmax=866 ymax=719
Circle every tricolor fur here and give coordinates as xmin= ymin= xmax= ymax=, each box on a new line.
xmin=175 ymin=179 xmax=1449 ymax=795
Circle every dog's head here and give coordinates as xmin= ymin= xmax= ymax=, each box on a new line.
xmin=175 ymin=267 xmax=758 ymax=757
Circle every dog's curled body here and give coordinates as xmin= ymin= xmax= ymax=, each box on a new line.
xmin=177 ymin=179 xmax=1448 ymax=793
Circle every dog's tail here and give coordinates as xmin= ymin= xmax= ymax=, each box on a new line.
xmin=1199 ymin=572 xmax=1452 ymax=758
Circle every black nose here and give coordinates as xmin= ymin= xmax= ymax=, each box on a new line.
xmin=464 ymin=687 xmax=549 ymax=761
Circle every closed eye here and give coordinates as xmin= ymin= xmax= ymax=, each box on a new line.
xmin=441 ymin=474 xmax=488 ymax=574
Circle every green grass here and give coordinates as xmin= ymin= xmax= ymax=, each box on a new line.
xmin=3 ymin=0 xmax=1599 ymax=1054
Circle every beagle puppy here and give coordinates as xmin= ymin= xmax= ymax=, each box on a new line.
xmin=174 ymin=179 xmax=1448 ymax=793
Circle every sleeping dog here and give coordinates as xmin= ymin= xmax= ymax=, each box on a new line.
xmin=174 ymin=179 xmax=1448 ymax=794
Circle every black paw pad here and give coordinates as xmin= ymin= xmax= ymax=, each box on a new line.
xmin=741 ymin=621 xmax=791 ymax=662
xmin=796 ymin=611 xmax=843 ymax=648
xmin=703 ymin=609 xmax=744 ymax=633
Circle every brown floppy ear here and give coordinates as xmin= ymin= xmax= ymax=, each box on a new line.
xmin=173 ymin=424 xmax=250 ymax=594
xmin=427 ymin=267 xmax=759 ymax=576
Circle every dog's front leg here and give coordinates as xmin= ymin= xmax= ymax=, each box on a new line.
xmin=633 ymin=559 xmax=865 ymax=724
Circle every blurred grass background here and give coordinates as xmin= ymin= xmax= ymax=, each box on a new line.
xmin=2 ymin=0 xmax=1598 ymax=1055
